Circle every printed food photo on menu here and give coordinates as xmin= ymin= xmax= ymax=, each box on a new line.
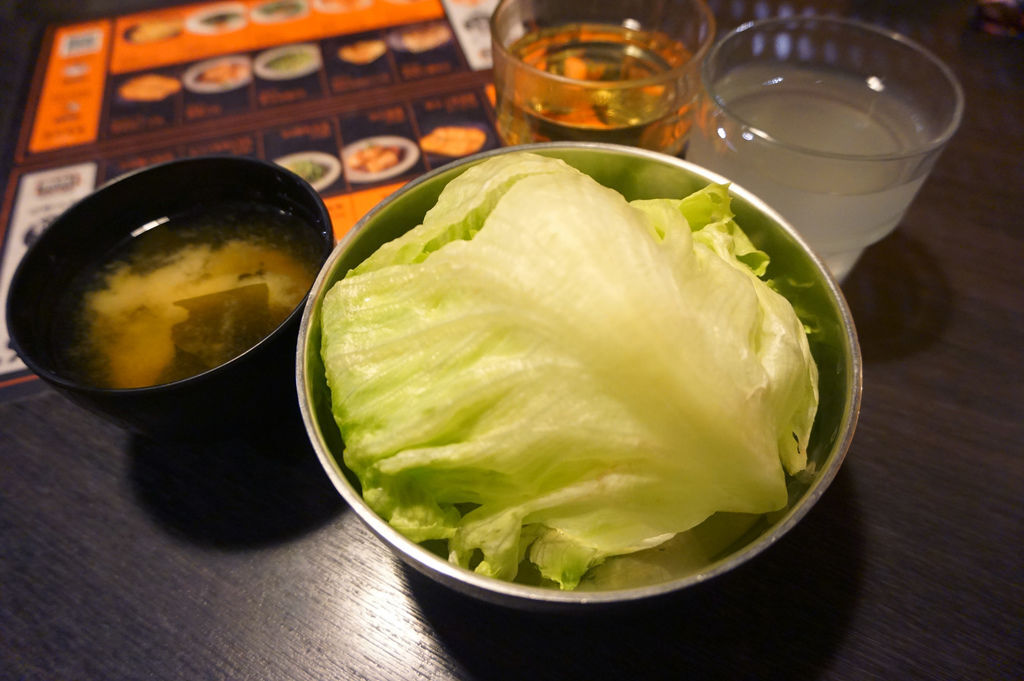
xmin=324 ymin=30 xmax=394 ymax=94
xmin=275 ymin=151 xmax=344 ymax=193
xmin=312 ymin=0 xmax=372 ymax=12
xmin=338 ymin=37 xmax=387 ymax=65
xmin=255 ymin=43 xmax=323 ymax=81
xmin=253 ymin=43 xmax=326 ymax=107
xmin=107 ymin=69 xmax=182 ymax=136
xmin=419 ymin=123 xmax=489 ymax=158
xmin=388 ymin=20 xmax=462 ymax=80
xmin=123 ymin=16 xmax=183 ymax=44
xmin=264 ymin=118 xmax=346 ymax=195
xmin=117 ymin=72 xmax=181 ymax=102
xmin=182 ymin=54 xmax=253 ymax=121
xmin=339 ymin=104 xmax=425 ymax=186
xmin=413 ymin=90 xmax=496 ymax=163
xmin=342 ymin=135 xmax=420 ymax=183
xmin=185 ymin=2 xmax=248 ymax=35
xmin=183 ymin=55 xmax=253 ymax=94
xmin=389 ymin=21 xmax=453 ymax=53
xmin=251 ymin=0 xmax=311 ymax=24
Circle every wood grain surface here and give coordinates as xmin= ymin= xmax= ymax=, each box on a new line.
xmin=2 ymin=1 xmax=1021 ymax=679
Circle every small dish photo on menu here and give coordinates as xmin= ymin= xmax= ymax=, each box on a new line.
xmin=273 ymin=151 xmax=343 ymax=192
xmin=337 ymin=37 xmax=387 ymax=65
xmin=312 ymin=0 xmax=372 ymax=12
xmin=185 ymin=2 xmax=248 ymax=35
xmin=251 ymin=0 xmax=310 ymax=24
xmin=183 ymin=55 xmax=253 ymax=94
xmin=419 ymin=122 xmax=490 ymax=158
xmin=116 ymin=73 xmax=182 ymax=102
xmin=387 ymin=21 xmax=453 ymax=53
xmin=342 ymin=136 xmax=419 ymax=183
xmin=123 ymin=16 xmax=184 ymax=44
xmin=254 ymin=43 xmax=323 ymax=80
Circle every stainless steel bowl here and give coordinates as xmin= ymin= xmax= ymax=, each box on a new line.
xmin=297 ymin=142 xmax=861 ymax=609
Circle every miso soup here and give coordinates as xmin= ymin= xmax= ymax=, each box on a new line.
xmin=53 ymin=203 xmax=323 ymax=389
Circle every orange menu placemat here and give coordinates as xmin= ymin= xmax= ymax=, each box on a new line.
xmin=0 ymin=0 xmax=498 ymax=397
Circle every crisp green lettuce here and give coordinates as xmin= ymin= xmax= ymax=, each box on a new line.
xmin=320 ymin=153 xmax=818 ymax=589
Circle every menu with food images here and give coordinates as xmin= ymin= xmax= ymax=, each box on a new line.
xmin=0 ymin=0 xmax=499 ymax=398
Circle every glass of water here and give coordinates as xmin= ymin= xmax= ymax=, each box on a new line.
xmin=685 ymin=16 xmax=964 ymax=281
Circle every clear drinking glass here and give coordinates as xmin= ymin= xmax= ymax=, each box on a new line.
xmin=686 ymin=16 xmax=964 ymax=281
xmin=490 ymin=0 xmax=715 ymax=156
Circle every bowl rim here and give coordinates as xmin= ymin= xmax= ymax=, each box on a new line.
xmin=297 ymin=141 xmax=862 ymax=607
xmin=5 ymin=154 xmax=334 ymax=397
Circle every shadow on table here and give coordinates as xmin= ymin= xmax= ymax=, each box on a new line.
xmin=408 ymin=468 xmax=864 ymax=681
xmin=127 ymin=410 xmax=344 ymax=548
xmin=842 ymin=230 xmax=953 ymax=362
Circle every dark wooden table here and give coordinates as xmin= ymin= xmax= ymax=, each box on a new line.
xmin=2 ymin=1 xmax=1021 ymax=679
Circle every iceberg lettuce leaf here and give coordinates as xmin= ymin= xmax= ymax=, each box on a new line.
xmin=320 ymin=153 xmax=818 ymax=589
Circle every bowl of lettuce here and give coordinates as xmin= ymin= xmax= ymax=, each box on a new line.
xmin=297 ymin=142 xmax=861 ymax=608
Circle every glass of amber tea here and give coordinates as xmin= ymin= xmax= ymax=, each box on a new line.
xmin=490 ymin=0 xmax=715 ymax=155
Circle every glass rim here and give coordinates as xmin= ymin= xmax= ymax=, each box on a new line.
xmin=702 ymin=15 xmax=965 ymax=162
xmin=489 ymin=0 xmax=717 ymax=90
